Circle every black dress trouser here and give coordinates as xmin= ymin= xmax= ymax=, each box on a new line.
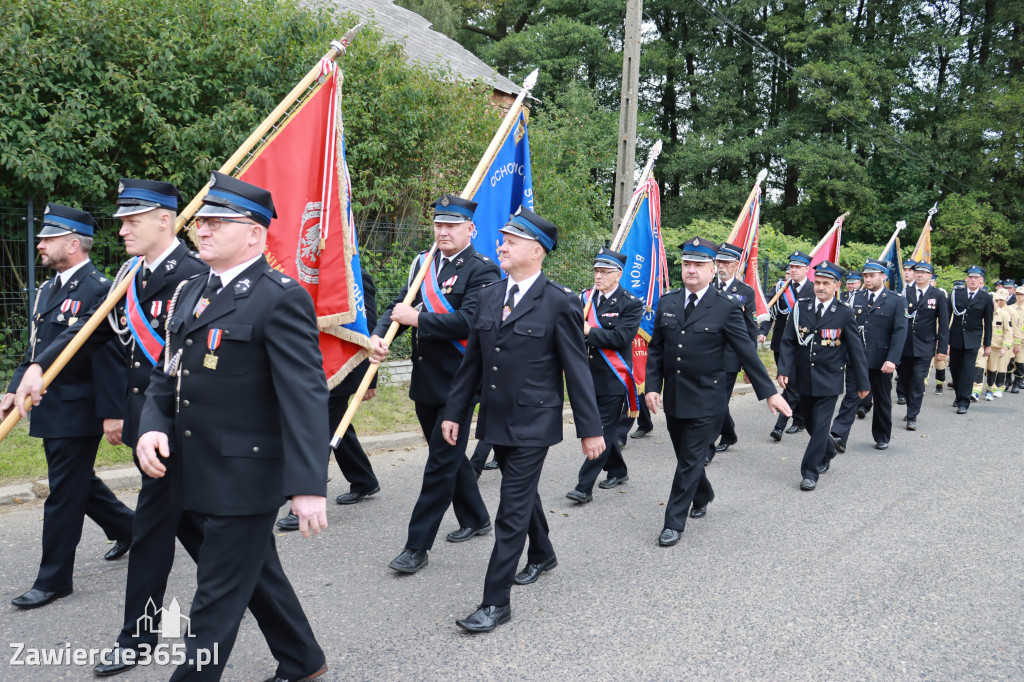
xmin=327 ymin=387 xmax=379 ymax=494
xmin=795 ymin=394 xmax=839 ymax=483
xmin=662 ymin=414 xmax=718 ymax=532
xmin=575 ymin=393 xmax=627 ymax=494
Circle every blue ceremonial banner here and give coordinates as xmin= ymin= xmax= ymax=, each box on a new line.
xmin=468 ymin=109 xmax=533 ymax=268
xmin=616 ymin=177 xmax=667 ymax=388
xmin=880 ymin=237 xmax=904 ymax=292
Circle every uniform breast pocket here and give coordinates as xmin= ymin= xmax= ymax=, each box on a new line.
xmin=200 ymin=323 xmax=253 ymax=375
xmin=221 ymin=432 xmax=282 ymax=459
xmin=513 ymin=322 xmax=546 ymax=339
xmin=659 ymin=317 xmax=678 ymax=330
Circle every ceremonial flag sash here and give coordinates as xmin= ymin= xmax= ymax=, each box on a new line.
xmin=778 ymin=281 xmax=797 ymax=313
xmin=417 ymin=253 xmax=467 ymax=354
xmin=583 ymin=289 xmax=640 ymax=417
xmin=124 ymin=256 xmax=164 ymax=366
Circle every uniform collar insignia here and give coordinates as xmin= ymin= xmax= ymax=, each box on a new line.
xmin=164 ymin=259 xmax=177 ymax=271
xmin=454 ymin=257 xmax=464 ymax=267
xmin=234 ymin=278 xmax=251 ymax=293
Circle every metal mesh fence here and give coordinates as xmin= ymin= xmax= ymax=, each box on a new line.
xmin=0 ymin=207 xmax=604 ymax=385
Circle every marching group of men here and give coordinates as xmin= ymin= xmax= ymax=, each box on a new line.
xmin=4 ymin=174 xmax=1023 ymax=678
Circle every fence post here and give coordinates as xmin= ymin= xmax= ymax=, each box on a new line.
xmin=26 ymin=199 xmax=35 ymax=313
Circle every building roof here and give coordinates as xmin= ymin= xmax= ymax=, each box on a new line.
xmin=335 ymin=0 xmax=520 ymax=95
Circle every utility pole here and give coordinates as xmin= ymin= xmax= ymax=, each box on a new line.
xmin=612 ymin=0 xmax=643 ymax=230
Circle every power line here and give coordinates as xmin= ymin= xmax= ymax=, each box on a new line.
xmin=689 ymin=0 xmax=975 ymax=196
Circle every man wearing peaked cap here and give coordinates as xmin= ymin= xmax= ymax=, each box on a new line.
xmin=441 ymin=208 xmax=604 ymax=632
xmin=948 ymin=265 xmax=993 ymax=413
xmin=565 ymin=247 xmax=643 ymax=504
xmin=830 ymin=259 xmax=908 ymax=453
xmin=3 ymin=204 xmax=135 ymax=610
xmin=368 ymin=193 xmax=498 ymax=576
xmin=777 ymin=261 xmax=869 ymax=490
xmin=758 ymin=249 xmax=813 ymax=440
xmin=840 ymin=272 xmax=862 ymax=305
xmin=646 ymin=238 xmax=789 ymax=545
xmin=134 ymin=173 xmax=329 ymax=680
xmin=707 ymin=241 xmax=759 ymax=460
xmin=897 ymin=260 xmax=949 ymax=430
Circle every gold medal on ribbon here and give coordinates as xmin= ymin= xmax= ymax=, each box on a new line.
xmin=204 ymin=328 xmax=223 ymax=370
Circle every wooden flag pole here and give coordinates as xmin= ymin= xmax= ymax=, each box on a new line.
xmin=764 ymin=211 xmax=850 ymax=310
xmin=0 ymin=31 xmax=364 ymax=444
xmin=330 ymin=69 xmax=540 ymax=449
xmin=725 ymin=168 xmax=768 ymax=245
xmin=581 ymin=139 xmax=662 ymax=322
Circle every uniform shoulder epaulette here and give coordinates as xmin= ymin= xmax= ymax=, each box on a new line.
xmin=481 ymin=279 xmax=502 ymax=288
xmin=546 ymin=279 xmax=575 ymax=295
xmin=89 ymin=269 xmax=110 ymax=285
xmin=185 ymin=249 xmax=203 ymax=262
xmin=265 ymin=268 xmax=298 ymax=288
xmin=184 ymin=271 xmax=205 ymax=282
xmin=473 ymin=252 xmax=492 ymax=263
xmin=621 ymin=290 xmax=639 ymax=300
xmin=664 ymin=288 xmax=683 ymax=297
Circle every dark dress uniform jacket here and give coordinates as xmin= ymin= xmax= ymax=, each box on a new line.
xmin=647 ymin=287 xmax=777 ymax=419
xmin=583 ymin=286 xmax=644 ymax=395
xmin=850 ymin=289 xmax=908 ymax=369
xmin=719 ymin=278 xmax=758 ymax=373
xmin=777 ymin=298 xmax=869 ymax=396
xmin=902 ymin=285 xmax=950 ymax=357
xmin=759 ymin=278 xmax=814 ymax=352
xmin=33 ymin=239 xmax=207 ymax=448
xmin=948 ymin=288 xmax=994 ymax=350
xmin=446 ymin=273 xmax=603 ymax=446
xmin=7 ymin=262 xmax=125 ymax=438
xmin=374 ymin=245 xmax=500 ymax=405
xmin=139 ymin=257 xmax=329 ymax=516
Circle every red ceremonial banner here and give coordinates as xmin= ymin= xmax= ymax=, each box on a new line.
xmin=236 ymin=60 xmax=370 ymax=387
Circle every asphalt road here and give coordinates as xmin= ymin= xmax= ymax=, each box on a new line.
xmin=1 ymin=386 xmax=1022 ymax=680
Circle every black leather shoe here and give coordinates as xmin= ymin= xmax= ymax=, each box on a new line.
xmin=818 ymin=461 xmax=830 ymax=474
xmin=770 ymin=428 xmax=783 ymax=442
xmin=785 ymin=424 xmax=804 ymax=434
xmin=336 ymin=486 xmax=380 ymax=505
xmin=262 ymin=662 xmax=328 ymax=682
xmin=906 ymin=420 xmax=917 ymax=431
xmin=446 ymin=523 xmax=492 ymax=543
xmin=11 ymin=587 xmax=72 ymax=609
xmin=94 ymin=647 xmax=139 ymax=677
xmin=514 ymin=556 xmax=557 ymax=585
xmin=276 ymin=513 xmax=299 ymax=531
xmin=800 ymin=478 xmax=817 ymax=491
xmin=856 ymin=407 xmax=867 ymax=419
xmin=689 ymin=505 xmax=708 ymax=519
xmin=714 ymin=440 xmax=735 ymax=453
xmin=897 ymin=396 xmax=906 ymax=405
xmin=630 ymin=428 xmax=653 ymax=439
xmin=456 ymin=604 xmax=511 ymax=632
xmin=829 ymin=433 xmax=846 ymax=454
xmin=598 ymin=475 xmax=628 ymax=489
xmin=658 ymin=528 xmax=681 ymax=546
xmin=104 ymin=539 xmax=132 ymax=561
xmin=565 ymin=489 xmax=592 ymax=503
xmin=483 ymin=458 xmax=499 ymax=470
xmin=389 ymin=549 xmax=428 ymax=573
xmin=617 ymin=439 xmax=627 ymax=450
xmin=874 ymin=441 xmax=889 ymax=450
xmin=956 ymin=405 xmax=968 ymax=414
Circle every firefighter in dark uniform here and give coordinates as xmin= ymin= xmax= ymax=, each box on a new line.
xmin=566 ymin=247 xmax=643 ymax=503
xmin=135 ymin=173 xmax=329 ymax=681
xmin=896 ymin=261 xmax=949 ymax=430
xmin=830 ymin=259 xmax=908 ymax=452
xmin=948 ymin=265 xmax=994 ymax=414
xmin=895 ymin=258 xmax=920 ymax=405
xmin=777 ymin=261 xmax=869 ymax=491
xmin=708 ymin=241 xmax=759 ymax=460
xmin=370 ymin=195 xmax=498 ymax=574
xmin=441 ymin=208 xmax=604 ymax=632
xmin=3 ymin=204 xmax=134 ymax=610
xmin=839 ymin=271 xmax=862 ymax=304
xmin=646 ymin=238 xmax=789 ymax=547
xmin=758 ymin=250 xmax=814 ymax=440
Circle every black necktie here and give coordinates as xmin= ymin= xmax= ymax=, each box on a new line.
xmin=141 ymin=267 xmax=152 ymax=289
xmin=595 ymin=292 xmax=604 ymax=308
xmin=868 ymin=293 xmax=876 ymax=307
xmin=968 ymin=291 xmax=975 ymax=301
xmin=47 ymin=275 xmax=62 ymax=303
xmin=194 ymin=275 xmax=222 ymax=318
xmin=503 ymin=284 xmax=519 ymax=321
xmin=816 ymin=303 xmax=824 ymax=320
xmin=684 ymin=292 xmax=697 ymax=319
